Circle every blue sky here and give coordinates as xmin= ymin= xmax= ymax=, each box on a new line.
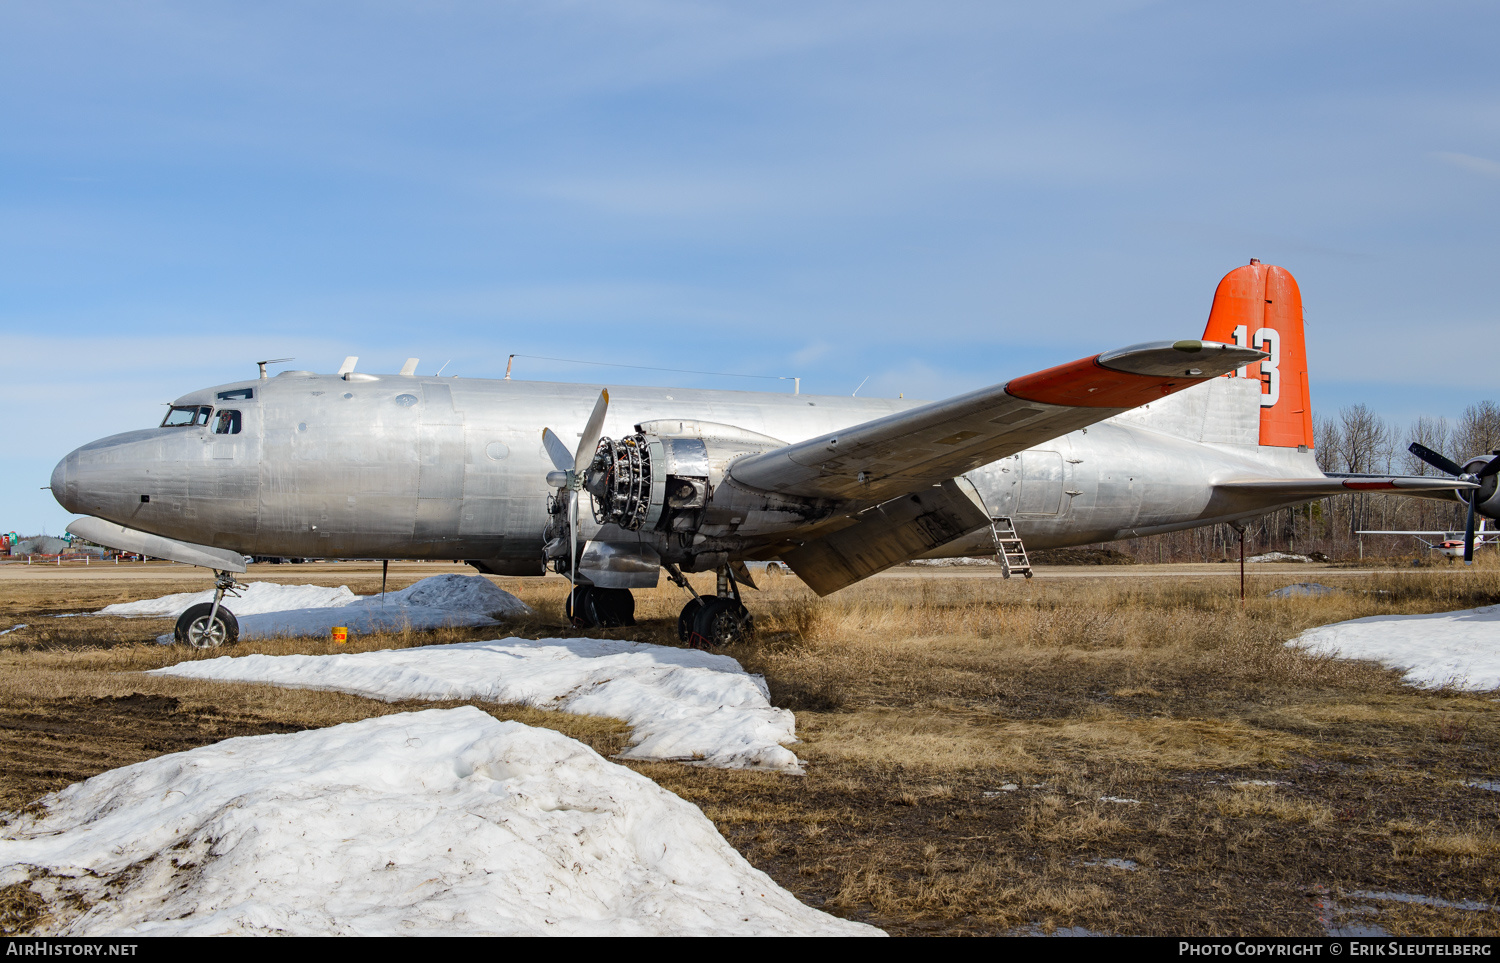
xmin=4 ymin=1 xmax=1498 ymax=534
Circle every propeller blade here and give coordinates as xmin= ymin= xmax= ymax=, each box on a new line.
xmin=542 ymin=429 xmax=574 ymax=474
xmin=1477 ymin=455 xmax=1500 ymax=480
xmin=1464 ymin=494 xmax=1478 ymax=564
xmin=573 ymin=389 xmax=610 ymax=473
xmin=1408 ymin=442 xmax=1466 ymax=478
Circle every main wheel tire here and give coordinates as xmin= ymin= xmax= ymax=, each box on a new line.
xmin=689 ymin=597 xmax=752 ymax=649
xmin=175 ymin=603 xmax=239 ymax=648
xmin=677 ymin=598 xmax=705 ymax=643
xmin=591 ymin=588 xmax=636 ymax=628
xmin=565 ymin=586 xmax=598 ymax=628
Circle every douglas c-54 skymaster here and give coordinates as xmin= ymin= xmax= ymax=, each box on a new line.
xmin=50 ymin=262 xmax=1492 ymax=648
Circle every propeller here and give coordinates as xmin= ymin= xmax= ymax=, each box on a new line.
xmin=1407 ymin=442 xmax=1500 ymax=564
xmin=543 ymin=390 xmax=610 ymax=596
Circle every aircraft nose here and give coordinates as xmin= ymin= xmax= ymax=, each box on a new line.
xmin=50 ymin=452 xmax=76 ymax=513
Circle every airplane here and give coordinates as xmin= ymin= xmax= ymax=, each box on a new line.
xmin=49 ymin=261 xmax=1495 ymax=649
xmin=1356 ymin=522 xmax=1500 ymax=559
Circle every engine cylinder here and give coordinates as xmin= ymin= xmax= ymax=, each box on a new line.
xmin=587 ymin=433 xmax=710 ymax=533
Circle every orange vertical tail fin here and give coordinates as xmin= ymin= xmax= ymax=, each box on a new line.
xmin=1201 ymin=260 xmax=1314 ymax=449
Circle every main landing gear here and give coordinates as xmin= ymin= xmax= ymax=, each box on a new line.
xmin=174 ymin=570 xmax=242 ymax=648
xmin=566 ymin=585 xmax=637 ymax=628
xmin=562 ymin=564 xmax=754 ymax=648
xmin=668 ymin=563 xmax=752 ymax=649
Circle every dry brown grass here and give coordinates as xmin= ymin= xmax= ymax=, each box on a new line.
xmin=0 ymin=881 xmax=52 ymax=936
xmin=1 ymin=561 xmax=1499 ymax=935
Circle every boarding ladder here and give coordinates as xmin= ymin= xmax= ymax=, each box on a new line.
xmin=990 ymin=515 xmax=1033 ymax=579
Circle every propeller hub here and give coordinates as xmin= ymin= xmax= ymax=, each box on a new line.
xmin=546 ymin=469 xmax=584 ymax=491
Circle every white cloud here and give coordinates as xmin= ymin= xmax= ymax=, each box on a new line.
xmin=1432 ymin=152 xmax=1500 ymax=178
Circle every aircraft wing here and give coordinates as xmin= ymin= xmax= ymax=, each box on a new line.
xmin=729 ymin=340 xmax=1264 ymax=503
xmin=1356 ymin=531 xmax=1461 ymax=536
xmin=1214 ymin=476 xmax=1477 ymax=499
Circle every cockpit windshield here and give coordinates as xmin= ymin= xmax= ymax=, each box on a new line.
xmin=161 ymin=405 xmax=213 ymax=428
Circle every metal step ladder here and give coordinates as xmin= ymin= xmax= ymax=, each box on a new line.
xmin=989 ymin=515 xmax=1033 ymax=579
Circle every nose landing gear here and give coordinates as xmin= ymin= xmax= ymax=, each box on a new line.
xmin=174 ymin=571 xmax=242 ymax=648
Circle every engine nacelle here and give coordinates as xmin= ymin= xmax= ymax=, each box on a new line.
xmin=583 ymin=421 xmax=791 ymax=537
xmin=586 ymin=434 xmax=707 ymax=534
xmin=1461 ymin=454 xmax=1500 ymax=519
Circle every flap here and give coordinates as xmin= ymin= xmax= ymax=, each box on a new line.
xmin=729 ymin=340 xmax=1263 ymax=502
xmin=781 ymin=479 xmax=992 ymax=596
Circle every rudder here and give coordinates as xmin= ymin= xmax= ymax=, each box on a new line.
xmin=1201 ymin=260 xmax=1314 ymax=450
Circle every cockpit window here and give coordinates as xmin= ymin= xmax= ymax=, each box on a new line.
xmin=161 ymin=405 xmax=212 ymax=428
xmin=216 ymin=388 xmax=254 ymax=401
xmin=213 ymin=409 xmax=242 ymax=434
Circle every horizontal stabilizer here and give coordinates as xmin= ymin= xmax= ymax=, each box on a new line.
xmin=65 ymin=517 xmax=247 ymax=573
xmin=1356 ymin=530 xmax=1496 ymax=537
xmin=1215 ymin=476 xmax=1476 ymax=500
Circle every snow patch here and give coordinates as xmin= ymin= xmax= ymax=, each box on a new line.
xmin=384 ymin=573 xmax=532 ymax=617
xmin=1247 ymin=552 xmax=1312 ymax=563
xmin=907 ymin=557 xmax=998 ymax=567
xmin=1083 ymin=858 xmax=1138 ymax=871
xmin=1348 ymin=890 xmax=1497 ymax=913
xmin=1288 ymin=604 xmax=1500 ymax=691
xmin=151 ymin=637 xmax=803 ymax=772
xmin=99 ymin=574 xmax=533 ymax=641
xmin=101 ymin=581 xmax=359 ymax=618
xmin=0 ymin=709 xmax=878 ymax=936
xmin=1267 ymin=582 xmax=1341 ymax=598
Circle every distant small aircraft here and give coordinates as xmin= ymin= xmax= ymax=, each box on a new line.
xmin=50 ymin=261 xmax=1489 ymax=648
xmin=1357 ymin=523 xmax=1500 ymax=559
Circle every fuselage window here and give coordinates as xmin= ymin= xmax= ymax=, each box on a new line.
xmin=213 ymin=410 xmax=242 ymax=434
xmin=216 ymin=387 xmax=255 ymax=401
xmin=161 ymin=405 xmax=213 ymax=428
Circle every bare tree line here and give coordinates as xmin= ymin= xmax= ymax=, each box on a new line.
xmin=1106 ymin=400 xmax=1500 ymax=562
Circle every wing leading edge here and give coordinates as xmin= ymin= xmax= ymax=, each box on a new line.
xmin=729 ymin=340 xmax=1266 ymax=503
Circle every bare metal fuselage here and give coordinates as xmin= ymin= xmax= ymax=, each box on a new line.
xmin=52 ymin=369 xmax=1322 ymax=569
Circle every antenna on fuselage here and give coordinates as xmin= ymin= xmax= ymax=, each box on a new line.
xmin=256 ymin=358 xmax=294 ymax=380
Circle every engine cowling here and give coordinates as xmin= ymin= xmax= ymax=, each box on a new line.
xmin=582 ymin=421 xmax=793 ymax=538
xmin=586 ymin=434 xmax=708 ymax=534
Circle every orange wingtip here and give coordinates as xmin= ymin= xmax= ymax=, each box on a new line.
xmin=1006 ymin=356 xmax=1208 ymax=409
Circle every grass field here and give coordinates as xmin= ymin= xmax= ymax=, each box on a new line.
xmin=2 ymin=560 xmax=1498 ymax=936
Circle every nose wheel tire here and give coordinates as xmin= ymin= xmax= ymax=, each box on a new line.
xmin=175 ymin=603 xmax=240 ymax=648
xmin=688 ymin=597 xmax=752 ymax=649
